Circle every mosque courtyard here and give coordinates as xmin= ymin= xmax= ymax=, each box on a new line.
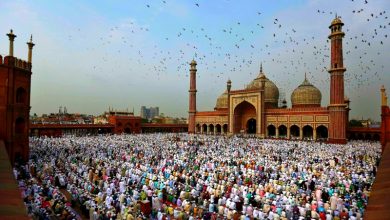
xmin=14 ymin=133 xmax=381 ymax=219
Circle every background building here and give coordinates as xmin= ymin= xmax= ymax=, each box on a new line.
xmin=140 ymin=106 xmax=159 ymax=121
xmin=106 ymin=110 xmax=142 ymax=134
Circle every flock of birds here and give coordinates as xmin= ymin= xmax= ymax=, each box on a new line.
xmin=68 ymin=0 xmax=388 ymax=104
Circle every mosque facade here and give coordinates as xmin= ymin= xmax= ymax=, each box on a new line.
xmin=188 ymin=17 xmax=349 ymax=144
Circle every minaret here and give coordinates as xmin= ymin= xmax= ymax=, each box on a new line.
xmin=259 ymin=63 xmax=266 ymax=138
xmin=188 ymin=60 xmax=197 ymax=133
xmin=227 ymin=79 xmax=232 ymax=135
xmin=328 ymin=15 xmax=347 ymax=144
xmin=381 ymin=85 xmax=388 ymax=106
xmin=27 ymin=35 xmax=35 ymax=63
xmin=6 ymin=29 xmax=17 ymax=57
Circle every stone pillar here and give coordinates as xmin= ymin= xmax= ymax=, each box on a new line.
xmin=222 ymin=125 xmax=225 ymax=134
xmin=214 ymin=125 xmax=217 ymax=135
xmin=207 ymin=125 xmax=210 ymax=134
xmin=287 ymin=127 xmax=291 ymax=139
xmin=299 ymin=126 xmax=303 ymax=140
xmin=6 ymin=29 xmax=16 ymax=57
xmin=313 ymin=128 xmax=317 ymax=140
xmin=276 ymin=127 xmax=279 ymax=138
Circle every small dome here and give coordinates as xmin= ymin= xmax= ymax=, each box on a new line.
xmin=246 ymin=67 xmax=279 ymax=105
xmin=330 ymin=16 xmax=343 ymax=28
xmin=291 ymin=74 xmax=322 ymax=107
xmin=190 ymin=60 xmax=197 ymax=65
xmin=215 ymin=90 xmax=228 ymax=109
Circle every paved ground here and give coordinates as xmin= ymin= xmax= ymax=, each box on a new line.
xmin=59 ymin=189 xmax=88 ymax=220
xmin=365 ymin=142 xmax=390 ymax=220
xmin=0 ymin=140 xmax=30 ymax=220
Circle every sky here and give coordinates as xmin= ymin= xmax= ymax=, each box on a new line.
xmin=0 ymin=0 xmax=388 ymax=120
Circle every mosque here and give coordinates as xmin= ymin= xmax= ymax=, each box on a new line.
xmin=188 ymin=16 xmax=349 ymax=144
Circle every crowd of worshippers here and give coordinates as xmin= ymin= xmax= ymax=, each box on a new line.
xmin=14 ymin=160 xmax=82 ymax=219
xmin=15 ymin=133 xmax=381 ymax=220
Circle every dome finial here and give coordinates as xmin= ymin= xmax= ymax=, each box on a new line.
xmin=301 ymin=72 xmax=312 ymax=86
xmin=260 ymin=62 xmax=263 ymax=73
xmin=258 ymin=62 xmax=266 ymax=79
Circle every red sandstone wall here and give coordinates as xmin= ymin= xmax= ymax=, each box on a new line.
xmin=381 ymin=106 xmax=390 ymax=150
xmin=108 ymin=115 xmax=141 ymax=134
xmin=0 ymin=56 xmax=31 ymax=163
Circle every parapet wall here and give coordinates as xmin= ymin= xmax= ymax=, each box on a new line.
xmin=0 ymin=55 xmax=31 ymax=71
xmin=364 ymin=142 xmax=390 ymax=219
xmin=381 ymin=105 xmax=390 ymax=150
xmin=0 ymin=140 xmax=29 ymax=219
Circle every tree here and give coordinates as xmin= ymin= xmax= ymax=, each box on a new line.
xmin=349 ymin=119 xmax=363 ymax=127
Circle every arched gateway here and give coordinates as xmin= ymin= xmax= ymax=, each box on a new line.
xmin=233 ymin=101 xmax=256 ymax=134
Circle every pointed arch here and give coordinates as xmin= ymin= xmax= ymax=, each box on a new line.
xmin=267 ymin=124 xmax=276 ymax=137
xmin=216 ymin=124 xmax=222 ymax=134
xmin=316 ymin=125 xmax=328 ymax=140
xmin=223 ymin=124 xmax=228 ymax=134
xmin=209 ymin=124 xmax=214 ymax=134
xmin=233 ymin=101 xmax=256 ymax=133
xmin=290 ymin=125 xmax=300 ymax=139
xmin=196 ymin=124 xmax=201 ymax=133
xmin=202 ymin=124 xmax=207 ymax=134
xmin=278 ymin=125 xmax=287 ymax=138
xmin=302 ymin=125 xmax=313 ymax=139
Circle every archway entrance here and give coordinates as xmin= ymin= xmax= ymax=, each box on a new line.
xmin=278 ymin=125 xmax=287 ymax=138
xmin=233 ymin=101 xmax=256 ymax=134
xmin=124 ymin=127 xmax=131 ymax=134
xmin=247 ymin=118 xmax=256 ymax=134
xmin=216 ymin=124 xmax=221 ymax=134
xmin=302 ymin=125 xmax=313 ymax=140
xmin=196 ymin=124 xmax=201 ymax=133
xmin=316 ymin=125 xmax=328 ymax=140
xmin=267 ymin=125 xmax=276 ymax=137
xmin=209 ymin=124 xmax=214 ymax=134
xmin=202 ymin=124 xmax=207 ymax=133
xmin=290 ymin=125 xmax=300 ymax=139
xmin=223 ymin=124 xmax=228 ymax=134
